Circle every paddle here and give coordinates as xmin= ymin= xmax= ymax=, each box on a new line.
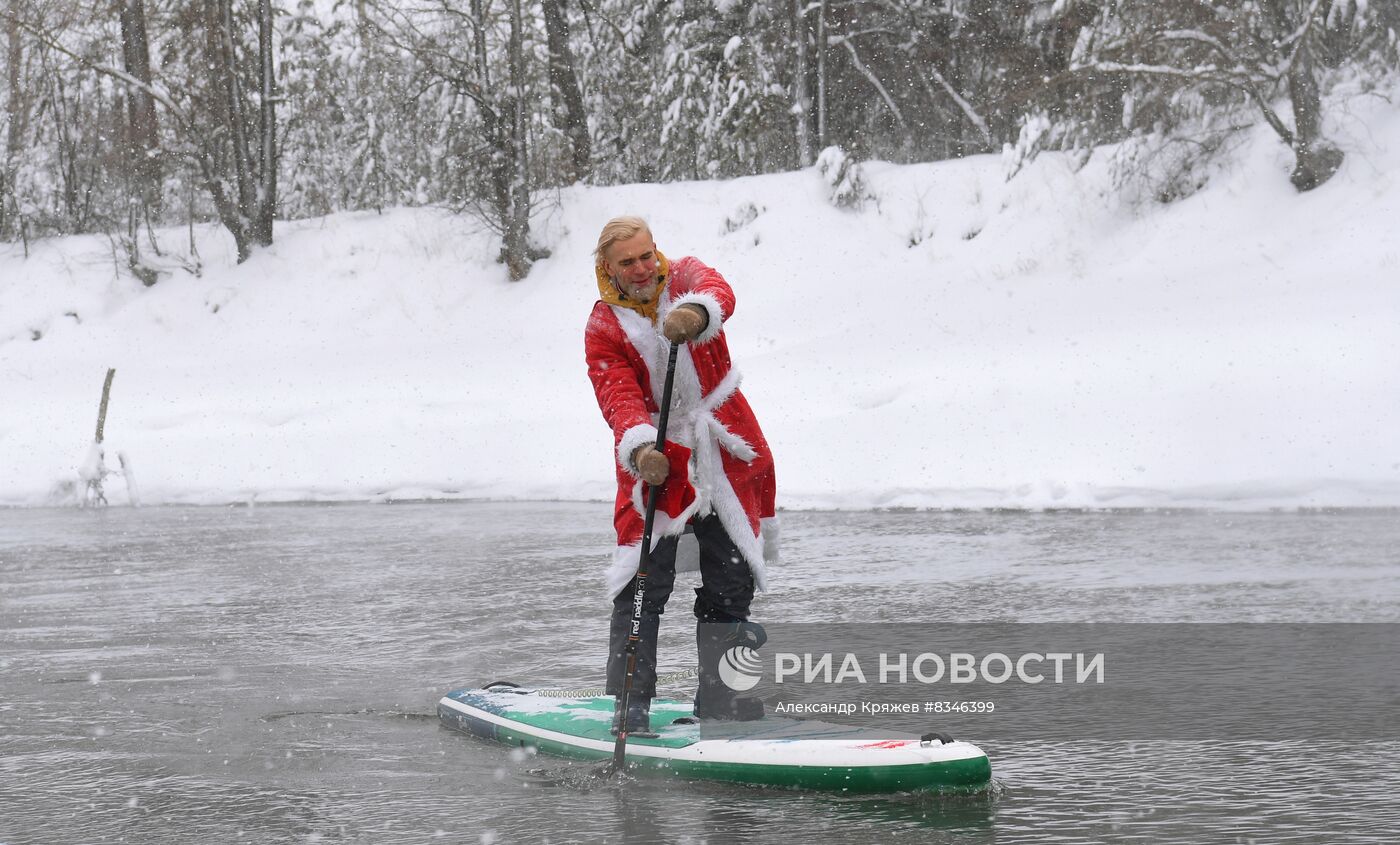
xmin=610 ymin=340 xmax=681 ymax=774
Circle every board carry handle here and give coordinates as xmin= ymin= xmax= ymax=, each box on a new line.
xmin=482 ymin=681 xmax=526 ymax=693
xmin=921 ymin=731 xmax=956 ymax=745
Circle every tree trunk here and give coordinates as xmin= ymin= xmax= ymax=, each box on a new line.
xmin=117 ymin=0 xmax=161 ymax=215
xmin=255 ymin=0 xmax=276 ymax=246
xmin=204 ymin=0 xmax=250 ymax=260
xmin=211 ymin=0 xmax=255 ymax=225
xmin=468 ymin=0 xmax=515 ymax=269
xmin=502 ymin=0 xmax=533 ymax=281
xmin=816 ymin=0 xmax=827 ymax=148
xmin=353 ymin=0 xmax=384 ymax=211
xmin=541 ymin=0 xmax=590 ymax=181
xmin=1284 ymin=25 xmax=1342 ymax=191
xmin=49 ymin=73 xmax=85 ymax=229
xmin=201 ymin=0 xmax=276 ymax=262
xmin=1260 ymin=0 xmax=1343 ymax=191
xmin=471 ymin=0 xmax=490 ymax=88
xmin=3 ymin=1 xmax=26 ymax=237
xmin=792 ymin=0 xmax=812 ymax=166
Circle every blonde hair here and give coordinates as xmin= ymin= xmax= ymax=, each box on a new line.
xmin=594 ymin=215 xmax=652 ymax=264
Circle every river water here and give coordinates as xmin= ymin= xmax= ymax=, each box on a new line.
xmin=2 ymin=503 xmax=1397 ymax=844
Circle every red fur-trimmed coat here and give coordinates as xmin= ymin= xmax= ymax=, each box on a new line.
xmin=585 ymin=256 xmax=778 ymax=599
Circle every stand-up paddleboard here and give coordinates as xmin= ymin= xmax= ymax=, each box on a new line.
xmin=438 ymin=684 xmax=991 ymax=793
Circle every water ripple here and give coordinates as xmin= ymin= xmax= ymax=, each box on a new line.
xmin=2 ymin=503 xmax=1398 ymax=843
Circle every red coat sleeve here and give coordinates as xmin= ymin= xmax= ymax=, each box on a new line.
xmin=585 ymin=304 xmax=655 ymax=474
xmin=670 ymin=257 xmax=733 ymax=344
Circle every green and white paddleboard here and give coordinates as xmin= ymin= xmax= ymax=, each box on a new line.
xmin=438 ymin=685 xmax=992 ymax=793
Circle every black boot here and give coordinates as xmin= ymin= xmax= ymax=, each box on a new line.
xmin=610 ymin=695 xmax=659 ymax=738
xmin=694 ymin=620 xmax=767 ymax=721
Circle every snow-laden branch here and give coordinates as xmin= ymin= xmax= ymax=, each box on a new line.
xmin=1156 ymin=29 xmax=1238 ymax=61
xmin=830 ymin=27 xmax=903 ymax=41
xmin=1071 ymin=60 xmax=1243 ymax=84
xmin=574 ymin=0 xmax=627 ymax=42
xmin=361 ymin=15 xmax=500 ymax=120
xmin=1073 ymin=60 xmax=1295 ymax=147
xmin=2 ymin=10 xmax=194 ymax=131
xmin=919 ymin=61 xmax=992 ymax=147
xmin=1275 ymin=0 xmax=1328 ymax=55
xmin=834 ymin=36 xmax=906 ymax=128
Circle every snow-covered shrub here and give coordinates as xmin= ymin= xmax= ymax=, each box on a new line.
xmin=1018 ymin=0 xmax=1399 ymax=195
xmin=815 ymin=146 xmax=872 ymax=210
xmin=1108 ymin=127 xmax=1245 ymax=206
xmin=722 ymin=202 xmax=763 ymax=234
xmin=1002 ymin=111 xmax=1054 ymax=181
xmin=1001 ymin=108 xmax=1095 ymax=181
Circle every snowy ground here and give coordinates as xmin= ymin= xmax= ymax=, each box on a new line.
xmin=2 ymin=93 xmax=1397 ymax=509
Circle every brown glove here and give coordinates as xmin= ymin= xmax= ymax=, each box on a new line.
xmin=632 ymin=443 xmax=669 ymax=485
xmin=662 ymin=304 xmax=709 ymax=344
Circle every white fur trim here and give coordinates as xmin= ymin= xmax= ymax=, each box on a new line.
xmin=698 ymin=450 xmax=772 ymax=592
xmin=681 ymin=376 xmax=773 ymax=592
xmin=693 ymin=368 xmax=756 ymax=462
xmin=699 ymin=366 xmax=742 ymax=412
xmin=605 ymin=537 xmax=701 ymax=600
xmin=609 ymin=303 xmax=705 ymax=448
xmin=628 ymin=478 xmax=700 ymax=539
xmin=609 ymin=305 xmax=663 ymax=391
xmin=670 ymin=292 xmax=724 ymax=344
xmin=606 ymin=545 xmax=642 ymax=600
xmin=602 ymin=301 xmax=776 ymax=599
xmin=761 ymin=517 xmax=780 ymax=566
xmin=617 ymin=424 xmax=658 ymax=477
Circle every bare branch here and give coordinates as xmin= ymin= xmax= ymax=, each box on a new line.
xmin=835 ymin=36 xmax=906 ymax=128
xmin=919 ymin=59 xmax=992 ymax=148
xmin=1 ymin=10 xmax=194 ymax=130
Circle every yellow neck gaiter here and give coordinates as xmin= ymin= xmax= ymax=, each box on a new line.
xmin=596 ymin=250 xmax=671 ymax=323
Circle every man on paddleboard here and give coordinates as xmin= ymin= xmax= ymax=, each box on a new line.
xmin=586 ymin=215 xmax=778 ymax=734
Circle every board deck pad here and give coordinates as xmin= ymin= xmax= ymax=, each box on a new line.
xmin=438 ymin=686 xmax=992 ymax=793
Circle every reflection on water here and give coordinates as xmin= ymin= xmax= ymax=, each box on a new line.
xmin=2 ymin=503 xmax=1398 ymax=843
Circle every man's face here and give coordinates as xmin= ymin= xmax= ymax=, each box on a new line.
xmin=603 ymin=230 xmax=661 ymax=303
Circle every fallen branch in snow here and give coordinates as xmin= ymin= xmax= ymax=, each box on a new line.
xmin=94 ymin=368 xmax=115 ymax=444
xmin=78 ymin=369 xmax=138 ymax=507
xmin=80 ymin=369 xmax=117 ymax=506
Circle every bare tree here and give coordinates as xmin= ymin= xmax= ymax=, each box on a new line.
xmin=351 ymin=0 xmax=391 ymax=211
xmin=2 ymin=0 xmax=26 ymax=239
xmin=3 ymin=0 xmax=1392 ymax=251
xmin=502 ymin=0 xmax=533 ymax=278
xmin=792 ymin=0 xmax=813 ymax=166
xmin=1052 ymin=0 xmax=1349 ymax=191
xmin=203 ymin=0 xmax=279 ymax=261
xmin=815 ymin=0 xmax=826 ymax=147
xmin=4 ymin=2 xmax=280 ymax=262
xmin=256 ymin=0 xmax=277 ymax=245
xmin=789 ymin=0 xmax=1017 ymax=162
xmin=1260 ymin=0 xmax=1344 ymax=190
xmin=46 ymin=52 xmax=104 ymax=232
xmin=541 ymin=0 xmax=590 ymax=181
xmin=374 ymin=0 xmax=548 ymax=279
xmin=117 ymin=0 xmax=161 ymax=216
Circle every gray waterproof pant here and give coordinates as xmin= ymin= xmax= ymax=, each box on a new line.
xmin=605 ymin=513 xmax=756 ymax=697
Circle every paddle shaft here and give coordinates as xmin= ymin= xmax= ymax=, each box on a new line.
xmin=612 ymin=341 xmax=681 ymax=771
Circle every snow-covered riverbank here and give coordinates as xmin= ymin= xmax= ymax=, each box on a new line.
xmin=3 ymin=94 xmax=1397 ymax=509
